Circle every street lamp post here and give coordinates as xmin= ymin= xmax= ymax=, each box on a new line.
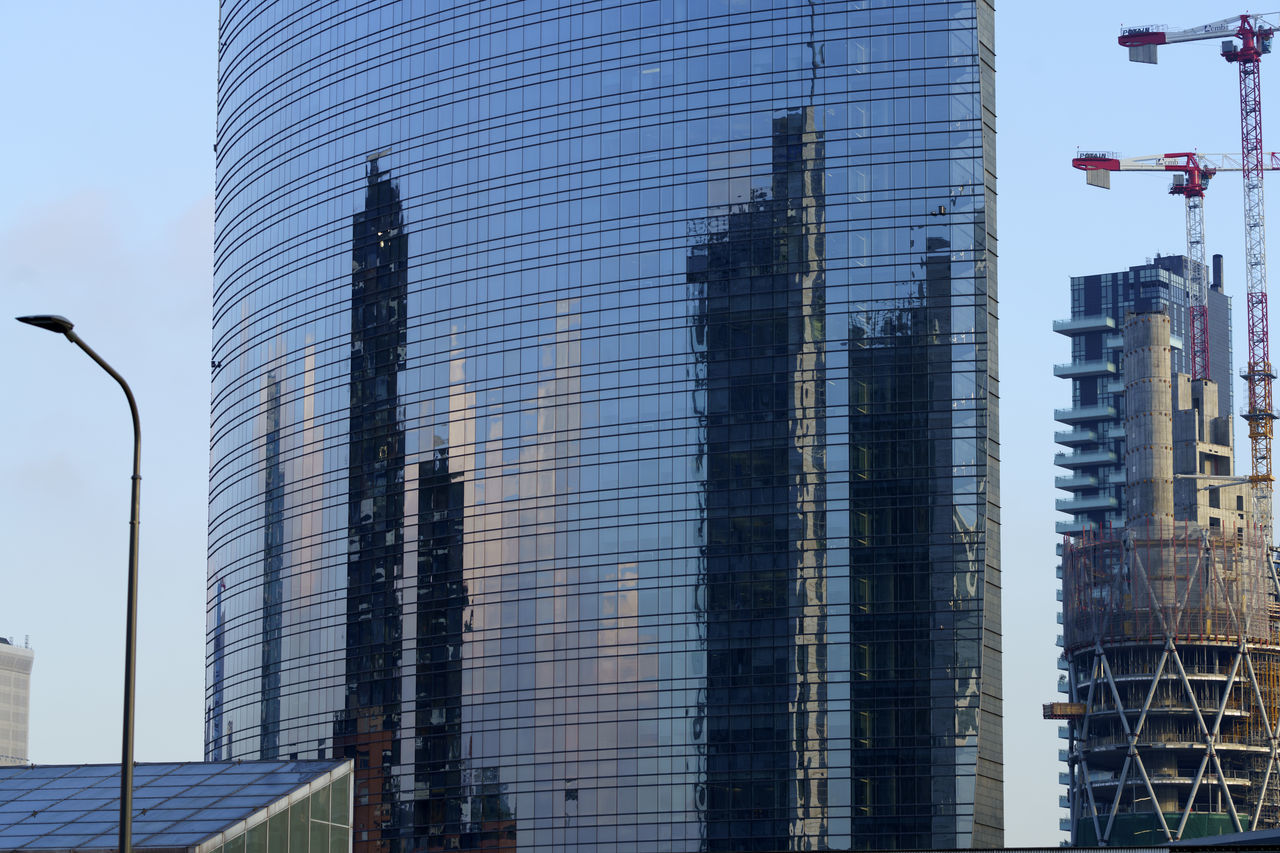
xmin=17 ymin=315 xmax=140 ymax=853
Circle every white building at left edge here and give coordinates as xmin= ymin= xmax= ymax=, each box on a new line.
xmin=0 ymin=637 xmax=33 ymax=766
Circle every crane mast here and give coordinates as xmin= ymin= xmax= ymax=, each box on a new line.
xmin=1121 ymin=14 xmax=1279 ymax=542
xmin=1177 ymin=172 xmax=1211 ymax=383
xmin=1229 ymin=21 xmax=1277 ymax=502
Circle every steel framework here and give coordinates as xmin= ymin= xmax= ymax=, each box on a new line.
xmin=1062 ymin=521 xmax=1280 ymax=844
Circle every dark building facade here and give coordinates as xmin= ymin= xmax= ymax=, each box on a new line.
xmin=208 ymin=2 xmax=999 ymax=850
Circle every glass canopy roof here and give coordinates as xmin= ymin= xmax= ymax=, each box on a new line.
xmin=0 ymin=760 xmax=346 ymax=850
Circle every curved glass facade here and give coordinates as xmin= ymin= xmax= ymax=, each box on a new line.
xmin=209 ymin=2 xmax=1000 ymax=850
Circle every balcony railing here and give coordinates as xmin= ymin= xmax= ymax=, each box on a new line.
xmin=1054 ymin=449 xmax=1118 ymax=469
xmin=1054 ymin=404 xmax=1116 ymax=424
xmin=1056 ymin=494 xmax=1119 ymax=513
xmin=1055 ymin=473 xmax=1098 ymax=491
xmin=1054 ymin=428 xmax=1097 ymax=447
xmin=1053 ymin=315 xmax=1116 ymax=336
xmin=1054 ymin=359 xmax=1117 ymax=379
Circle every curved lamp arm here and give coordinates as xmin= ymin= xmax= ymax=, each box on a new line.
xmin=16 ymin=314 xmax=140 ymax=853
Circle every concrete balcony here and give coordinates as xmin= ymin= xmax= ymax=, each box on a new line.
xmin=1056 ymin=494 xmax=1119 ymax=513
xmin=1056 ymin=518 xmax=1088 ymax=536
xmin=1055 ymin=404 xmax=1116 ymax=425
xmin=1053 ymin=315 xmax=1116 ymax=336
xmin=1055 ymin=473 xmax=1098 ymax=491
xmin=1054 ymin=449 xmax=1117 ymax=469
xmin=1054 ymin=428 xmax=1097 ymax=447
xmin=1054 ymin=359 xmax=1117 ymax=379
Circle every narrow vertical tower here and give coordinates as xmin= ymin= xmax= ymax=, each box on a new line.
xmin=1123 ymin=314 xmax=1175 ymax=530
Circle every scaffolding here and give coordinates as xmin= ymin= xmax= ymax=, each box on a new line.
xmin=1061 ymin=520 xmax=1280 ymax=844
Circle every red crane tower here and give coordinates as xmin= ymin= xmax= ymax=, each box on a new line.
xmin=1120 ymin=15 xmax=1280 ymax=538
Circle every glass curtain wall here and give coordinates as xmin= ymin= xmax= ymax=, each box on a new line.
xmin=209 ymin=1 xmax=999 ymax=850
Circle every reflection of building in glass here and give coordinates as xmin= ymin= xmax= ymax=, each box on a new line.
xmin=205 ymin=580 xmax=226 ymax=760
xmin=844 ymin=229 xmax=992 ymax=849
xmin=415 ymin=448 xmax=468 ymax=850
xmin=261 ymin=372 xmax=284 ymax=758
xmin=690 ymin=107 xmax=827 ymax=850
xmin=0 ymin=638 xmax=33 ymax=766
xmin=336 ymin=154 xmax=409 ymax=850
xmin=208 ymin=2 xmax=999 ymax=850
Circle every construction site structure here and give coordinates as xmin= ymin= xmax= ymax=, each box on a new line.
xmin=1120 ymin=14 xmax=1278 ymax=543
xmin=1055 ymin=311 xmax=1280 ymax=845
xmin=1053 ymin=255 xmax=1233 ymax=538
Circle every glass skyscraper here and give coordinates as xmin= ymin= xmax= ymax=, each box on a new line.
xmin=208 ymin=2 xmax=999 ymax=850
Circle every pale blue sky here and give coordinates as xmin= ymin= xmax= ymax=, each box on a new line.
xmin=0 ymin=2 xmax=1265 ymax=846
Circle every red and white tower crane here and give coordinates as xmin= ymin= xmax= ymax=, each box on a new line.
xmin=1073 ymin=151 xmax=1220 ymax=382
xmin=1120 ymin=15 xmax=1280 ymax=536
xmin=1074 ymin=151 xmax=1280 ymax=380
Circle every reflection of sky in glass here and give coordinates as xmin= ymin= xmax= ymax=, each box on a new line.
xmin=208 ymin=1 xmax=1000 ymax=850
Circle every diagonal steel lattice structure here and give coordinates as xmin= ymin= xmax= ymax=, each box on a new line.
xmin=1061 ymin=520 xmax=1280 ymax=845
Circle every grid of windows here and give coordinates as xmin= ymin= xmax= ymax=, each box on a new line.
xmin=209 ymin=2 xmax=999 ymax=850
xmin=0 ymin=641 xmax=33 ymax=767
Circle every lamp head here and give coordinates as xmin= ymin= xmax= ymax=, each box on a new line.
xmin=16 ymin=315 xmax=75 ymax=336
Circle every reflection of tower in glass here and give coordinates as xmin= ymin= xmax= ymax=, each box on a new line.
xmin=689 ymin=106 xmax=827 ymax=851
xmin=415 ymin=448 xmax=469 ymax=850
xmin=205 ymin=579 xmax=226 ymax=760
xmin=260 ymin=373 xmax=284 ymax=758
xmin=336 ymin=154 xmax=408 ymax=850
xmin=847 ymin=228 xmax=987 ymax=849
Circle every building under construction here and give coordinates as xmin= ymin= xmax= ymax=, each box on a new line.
xmin=1053 ymin=311 xmax=1280 ymax=845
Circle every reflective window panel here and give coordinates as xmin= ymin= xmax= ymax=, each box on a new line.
xmin=209 ymin=2 xmax=1000 ymax=850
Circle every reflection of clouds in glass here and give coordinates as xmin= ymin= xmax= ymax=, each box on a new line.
xmin=210 ymin=2 xmax=999 ymax=848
